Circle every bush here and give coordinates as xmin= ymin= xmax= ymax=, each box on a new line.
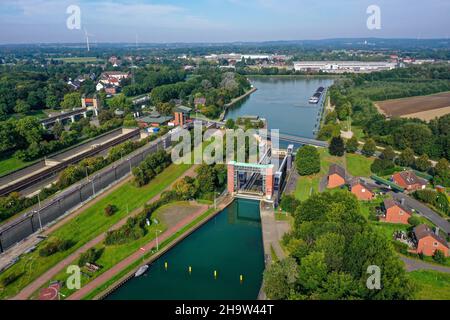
xmin=104 ymin=204 xmax=118 ymax=217
xmin=1 ymin=273 xmax=21 ymax=287
xmin=391 ymin=241 xmax=409 ymax=255
xmin=78 ymin=248 xmax=104 ymax=267
xmin=407 ymin=215 xmax=421 ymax=227
xmin=280 ymin=195 xmax=300 ymax=214
xmin=39 ymin=239 xmax=74 ymax=257
xmin=370 ymin=158 xmax=395 ymax=175
xmin=433 ymin=250 xmax=446 ymax=264
xmin=295 ymin=145 xmax=321 ymax=176
xmin=329 ymin=137 xmax=345 ymax=157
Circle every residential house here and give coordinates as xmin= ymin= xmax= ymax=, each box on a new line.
xmin=392 ymin=171 xmax=427 ymax=191
xmin=413 ymin=224 xmax=449 ymax=257
xmin=137 ymin=111 xmax=173 ymax=128
xmin=327 ymin=164 xmax=347 ymax=189
xmin=381 ymin=198 xmax=412 ymax=224
xmin=349 ymin=178 xmax=375 ymax=201
xmin=194 ymin=97 xmax=207 ymax=108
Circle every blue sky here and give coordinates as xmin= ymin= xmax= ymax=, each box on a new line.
xmin=0 ymin=0 xmax=449 ymax=44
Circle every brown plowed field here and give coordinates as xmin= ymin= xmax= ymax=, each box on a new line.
xmin=375 ymin=92 xmax=450 ymax=120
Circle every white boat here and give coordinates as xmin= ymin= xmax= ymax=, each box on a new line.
xmin=134 ymin=265 xmax=149 ymax=277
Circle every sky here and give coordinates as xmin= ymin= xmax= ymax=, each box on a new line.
xmin=0 ymin=0 xmax=449 ymax=44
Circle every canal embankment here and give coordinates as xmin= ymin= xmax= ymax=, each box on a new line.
xmin=219 ymin=87 xmax=258 ymax=121
xmin=91 ymin=196 xmax=234 ymax=300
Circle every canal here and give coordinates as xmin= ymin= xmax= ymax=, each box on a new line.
xmin=226 ymin=77 xmax=335 ymax=139
xmin=106 ymin=199 xmax=264 ymax=300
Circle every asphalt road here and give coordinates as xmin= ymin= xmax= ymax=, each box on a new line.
xmin=389 ymin=192 xmax=450 ymax=235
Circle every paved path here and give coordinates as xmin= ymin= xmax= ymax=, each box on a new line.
xmin=13 ymin=166 xmax=198 ymax=300
xmin=67 ymin=203 xmax=209 ymax=300
xmin=389 ymin=192 xmax=450 ymax=234
xmin=401 ymin=256 xmax=450 ymax=274
xmin=260 ymin=202 xmax=288 ymax=263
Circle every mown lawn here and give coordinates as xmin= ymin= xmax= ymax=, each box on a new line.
xmin=32 ymin=201 xmax=202 ymax=299
xmin=0 ymin=163 xmax=191 ymax=299
xmin=0 ymin=156 xmax=30 ymax=177
xmin=346 ymin=153 xmax=374 ymax=177
xmin=409 ymin=270 xmax=450 ymax=300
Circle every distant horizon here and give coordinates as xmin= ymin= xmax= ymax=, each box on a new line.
xmin=1 ymin=0 xmax=449 ymax=44
xmin=1 ymin=37 xmax=449 ymax=47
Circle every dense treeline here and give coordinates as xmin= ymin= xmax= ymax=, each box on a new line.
xmin=106 ymin=163 xmax=226 ymax=245
xmin=263 ymin=191 xmax=416 ymax=300
xmin=0 ymin=131 xmax=167 ymax=223
xmin=0 ymin=64 xmax=102 ymax=118
xmin=328 ymin=64 xmax=450 ymax=161
xmin=0 ymin=114 xmax=123 ymax=162
xmin=132 ymin=150 xmax=172 ymax=187
xmin=150 ymin=67 xmax=251 ymax=118
xmin=122 ymin=66 xmax=186 ymax=97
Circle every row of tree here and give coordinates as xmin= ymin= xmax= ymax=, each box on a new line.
xmin=263 ymin=191 xmax=416 ymax=300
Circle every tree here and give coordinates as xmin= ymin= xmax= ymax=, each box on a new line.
xmin=381 ymin=146 xmax=396 ymax=161
xmin=397 ymin=148 xmax=415 ymax=167
xmin=295 ymin=145 xmax=320 ymax=176
xmin=14 ymin=99 xmax=30 ymax=114
xmin=52 ymin=121 xmax=64 ymax=139
xmin=433 ymin=250 xmax=446 ymax=264
xmin=407 ymin=215 xmax=421 ymax=227
xmin=280 ymin=195 xmax=301 ymax=214
xmin=298 ymin=251 xmax=328 ymax=291
xmin=414 ymin=154 xmax=431 ymax=172
xmin=433 ymin=158 xmax=450 ymax=187
xmin=329 ymin=137 xmax=345 ymax=157
xmin=225 ymin=118 xmax=235 ymax=129
xmin=345 ymin=136 xmax=359 ymax=153
xmin=263 ymin=257 xmax=299 ymax=300
xmin=362 ymin=138 xmax=376 ymax=157
xmin=61 ymin=92 xmax=81 ymax=110
xmin=371 ymin=158 xmax=395 ymax=175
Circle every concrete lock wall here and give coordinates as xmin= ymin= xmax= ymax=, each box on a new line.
xmin=0 ymin=135 xmax=169 ymax=253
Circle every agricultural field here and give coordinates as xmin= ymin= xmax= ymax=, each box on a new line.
xmin=51 ymin=57 xmax=104 ymax=63
xmin=375 ymin=92 xmax=450 ymax=120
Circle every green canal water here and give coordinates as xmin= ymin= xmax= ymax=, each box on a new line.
xmin=106 ymin=199 xmax=264 ymax=300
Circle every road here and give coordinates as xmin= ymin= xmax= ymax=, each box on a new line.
xmin=401 ymin=256 xmax=450 ymax=274
xmin=12 ymin=165 xmax=199 ymax=300
xmin=389 ymin=192 xmax=450 ymax=235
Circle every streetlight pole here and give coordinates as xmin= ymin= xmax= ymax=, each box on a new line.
xmin=156 ymin=230 xmax=161 ymax=251
xmin=127 ymin=158 xmax=132 ymax=173
xmin=37 ymin=193 xmax=43 ymax=231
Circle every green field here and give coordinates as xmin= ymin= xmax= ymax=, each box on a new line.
xmin=0 ymin=157 xmax=30 ymax=177
xmin=410 ymin=270 xmax=450 ymax=300
xmin=346 ymin=153 xmax=374 ymax=177
xmin=83 ymin=205 xmax=217 ymax=300
xmin=32 ymin=201 xmax=201 ymax=299
xmin=0 ymin=163 xmax=191 ymax=299
xmin=52 ymin=57 xmax=103 ymax=63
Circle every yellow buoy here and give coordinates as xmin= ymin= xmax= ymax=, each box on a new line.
xmin=165 ymin=262 xmax=168 ymax=270
xmin=240 ymin=275 xmax=244 ymax=282
xmin=214 ymin=270 xmax=218 ymax=279
xmin=189 ymin=266 xmax=192 ymax=274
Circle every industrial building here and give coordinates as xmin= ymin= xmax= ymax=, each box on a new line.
xmin=293 ymin=61 xmax=397 ymax=73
